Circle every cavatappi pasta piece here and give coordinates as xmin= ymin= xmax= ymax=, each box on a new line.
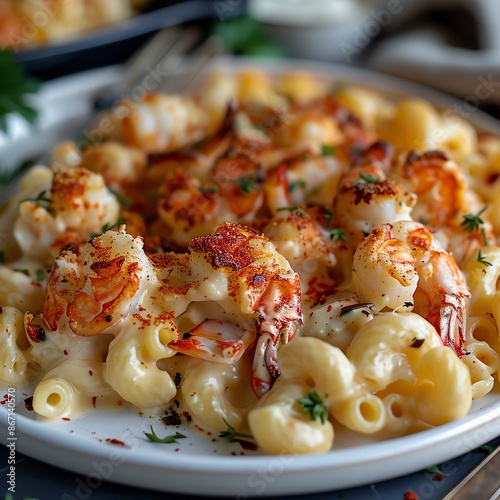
xmin=32 ymin=359 xmax=117 ymax=419
xmin=0 ymin=307 xmax=32 ymax=386
xmin=248 ymin=380 xmax=334 ymax=455
xmin=106 ymin=323 xmax=177 ymax=410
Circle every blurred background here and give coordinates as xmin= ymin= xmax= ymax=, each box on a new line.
xmin=1 ymin=0 xmax=500 ymax=123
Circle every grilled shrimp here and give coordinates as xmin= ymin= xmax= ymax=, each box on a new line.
xmin=42 ymin=228 xmax=152 ymax=336
xmin=157 ymin=170 xmax=236 ymax=249
xmin=108 ymin=93 xmax=209 ymax=154
xmin=352 ymin=221 xmax=470 ymax=356
xmin=168 ymin=222 xmax=302 ymax=397
xmin=392 ymin=150 xmax=469 ymax=228
xmin=13 ymin=165 xmax=120 ymax=260
xmin=333 ymin=142 xmax=416 ymax=247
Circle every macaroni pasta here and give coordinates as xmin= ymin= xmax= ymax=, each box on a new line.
xmin=1 ymin=66 xmax=499 ymax=455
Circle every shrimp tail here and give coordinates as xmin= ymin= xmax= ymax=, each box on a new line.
xmin=168 ymin=319 xmax=256 ymax=364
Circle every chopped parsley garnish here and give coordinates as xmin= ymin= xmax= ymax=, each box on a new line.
xmin=35 ymin=269 xmax=45 ymax=282
xmin=219 ymin=418 xmax=253 ymax=441
xmin=298 ymin=390 xmax=328 ymax=424
xmin=477 ymin=249 xmax=493 ymax=267
xmin=461 ymin=206 xmax=489 ymax=245
xmin=480 ymin=444 xmax=495 ymax=453
xmin=329 ymin=228 xmax=348 ymax=242
xmin=359 ymin=172 xmax=380 ymax=183
xmin=323 ymin=207 xmax=334 ymax=228
xmin=277 ymin=206 xmax=306 ymax=216
xmin=418 ymin=217 xmax=429 ymax=225
xmin=233 ymin=173 xmax=261 ymax=194
xmin=24 ymin=190 xmax=51 ymax=207
xmin=349 ymin=145 xmax=365 ymax=155
xmin=90 ymin=214 xmax=124 ymax=239
xmin=199 ymin=173 xmax=262 ymax=195
xmin=143 ymin=426 xmax=186 ymax=444
xmin=288 ymin=179 xmax=306 ymax=193
xmin=198 ymin=184 xmax=220 ymax=193
xmin=426 ymin=465 xmax=446 ymax=475
xmin=321 ymin=144 xmax=336 ymax=157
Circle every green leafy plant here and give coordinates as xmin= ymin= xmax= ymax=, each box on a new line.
xmin=0 ymin=50 xmax=40 ymax=133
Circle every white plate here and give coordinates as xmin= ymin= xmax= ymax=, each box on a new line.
xmin=1 ymin=57 xmax=500 ymax=497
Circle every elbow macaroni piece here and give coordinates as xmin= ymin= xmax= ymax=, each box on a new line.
xmin=0 ymin=307 xmax=32 ymax=386
xmin=33 ymin=359 xmax=117 ymax=419
xmin=248 ymin=381 xmax=334 ymax=455
xmin=106 ymin=323 xmax=177 ymax=410
xmin=346 ymin=313 xmax=442 ymax=391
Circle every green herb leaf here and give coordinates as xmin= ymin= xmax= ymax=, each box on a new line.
xmin=321 ymin=145 xmax=336 ymax=157
xmin=35 ymin=269 xmax=45 ymax=282
xmin=107 ymin=186 xmax=131 ymax=208
xmin=329 ymin=228 xmax=348 ymax=242
xmin=218 ymin=418 xmax=253 ymax=441
xmin=277 ymin=206 xmax=306 ymax=216
xmin=288 ymin=179 xmax=306 ymax=193
xmin=298 ymin=390 xmax=328 ymax=424
xmin=90 ymin=214 xmax=124 ymax=239
xmin=480 ymin=444 xmax=495 ymax=453
xmin=198 ymin=184 xmax=220 ymax=193
xmin=359 ymin=172 xmax=380 ymax=183
xmin=426 ymin=465 xmax=446 ymax=475
xmin=323 ymin=207 xmax=334 ymax=228
xmin=0 ymin=50 xmax=40 ymax=134
xmin=23 ymin=190 xmax=51 ymax=207
xmin=461 ymin=206 xmax=488 ymax=233
xmin=477 ymin=249 xmax=493 ymax=267
xmin=233 ymin=173 xmax=260 ymax=194
xmin=143 ymin=426 xmax=186 ymax=444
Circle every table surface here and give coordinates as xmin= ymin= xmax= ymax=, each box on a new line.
xmin=1 ymin=435 xmax=499 ymax=500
